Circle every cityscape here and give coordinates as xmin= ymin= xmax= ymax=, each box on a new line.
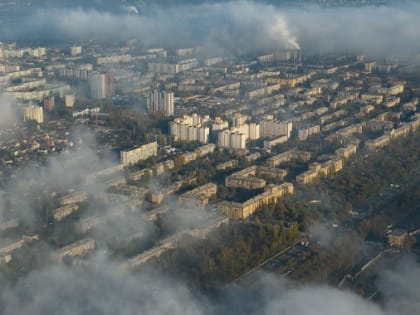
xmin=0 ymin=1 xmax=419 ymax=314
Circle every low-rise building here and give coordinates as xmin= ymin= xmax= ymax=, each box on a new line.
xmin=56 ymin=239 xmax=96 ymax=262
xmin=225 ymin=166 xmax=287 ymax=189
xmin=179 ymin=183 xmax=218 ymax=208
xmin=217 ymin=183 xmax=294 ymax=219
xmin=263 ymin=136 xmax=288 ymax=150
xmin=120 ymin=142 xmax=158 ymax=166
xmin=53 ymin=204 xmax=80 ymax=222
xmin=335 ymin=144 xmax=357 ymax=160
xmin=266 ymin=149 xmax=311 ymax=168
xmin=296 ymin=158 xmax=343 ymax=184
xmin=365 ymin=134 xmax=390 ymax=150
xmin=60 ymin=192 xmax=87 ymax=206
xmin=388 ymin=229 xmax=408 ymax=248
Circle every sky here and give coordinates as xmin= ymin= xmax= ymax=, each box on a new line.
xmin=1 ymin=1 xmax=420 ymax=60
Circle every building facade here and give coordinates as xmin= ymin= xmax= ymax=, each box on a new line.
xmin=120 ymin=142 xmax=158 ymax=166
xmin=24 ymin=105 xmax=44 ymax=123
xmin=148 ymin=90 xmax=174 ymax=117
xmin=89 ymin=72 xmax=115 ymax=99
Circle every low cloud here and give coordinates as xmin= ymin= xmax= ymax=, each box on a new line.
xmin=0 ymin=255 xmax=419 ymax=315
xmin=0 ymin=94 xmax=18 ymax=129
xmin=2 ymin=1 xmax=420 ymax=59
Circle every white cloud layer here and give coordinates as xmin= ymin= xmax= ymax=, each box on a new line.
xmin=3 ymin=1 xmax=420 ymax=59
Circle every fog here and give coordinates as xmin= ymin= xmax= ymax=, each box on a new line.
xmin=1 ymin=1 xmax=420 ymax=313
xmin=2 ymin=1 xmax=420 ymax=59
xmin=0 ymin=254 xmax=419 ymax=315
xmin=0 ymin=92 xmax=18 ymax=129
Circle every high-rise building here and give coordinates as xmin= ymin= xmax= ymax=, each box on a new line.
xmin=89 ymin=73 xmax=115 ymax=99
xmin=217 ymin=121 xmax=260 ymax=150
xmin=169 ymin=114 xmax=209 ymax=144
xmin=212 ymin=117 xmax=229 ymax=132
xmin=260 ymin=116 xmax=292 ymax=139
xmin=217 ymin=130 xmax=247 ymax=150
xmin=249 ymin=123 xmax=260 ymax=140
xmin=232 ymin=113 xmax=248 ymax=127
xmin=24 ymin=104 xmax=43 ymax=123
xmin=147 ymin=90 xmax=174 ymax=116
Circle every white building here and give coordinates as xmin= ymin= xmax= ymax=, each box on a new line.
xmin=218 ymin=130 xmax=246 ymax=150
xmin=169 ymin=114 xmax=210 ymax=144
xmin=147 ymin=90 xmax=174 ymax=116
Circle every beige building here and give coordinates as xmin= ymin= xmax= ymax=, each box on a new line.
xmin=179 ymin=183 xmax=218 ymax=208
xmin=120 ymin=142 xmax=158 ymax=166
xmin=65 ymin=93 xmax=75 ymax=108
xmin=365 ymin=134 xmax=391 ymax=150
xmin=388 ymin=230 xmax=408 ymax=248
xmin=336 ymin=144 xmax=357 ymax=160
xmin=246 ymin=84 xmax=281 ymax=100
xmin=226 ymin=176 xmax=266 ymax=190
xmin=266 ymin=149 xmax=311 ymax=168
xmin=212 ymin=117 xmax=229 ymax=132
xmin=217 ymin=183 xmax=294 ymax=219
xmin=23 ymin=105 xmax=44 ymax=123
xmin=53 ymin=204 xmax=80 ymax=222
xmin=298 ymin=125 xmax=321 ymax=140
xmin=70 ymin=45 xmax=82 ymax=56
xmin=195 ymin=144 xmax=216 ymax=157
xmin=225 ymin=166 xmax=287 ymax=190
xmin=232 ymin=113 xmax=248 ymax=127
xmin=263 ymin=136 xmax=288 ymax=150
xmin=60 ymin=192 xmax=87 ymax=206
xmin=178 ymin=151 xmax=198 ymax=165
xmin=361 ymin=94 xmax=383 ymax=105
xmin=56 ymin=239 xmax=96 ymax=262
xmin=296 ymin=159 xmax=343 ymax=184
